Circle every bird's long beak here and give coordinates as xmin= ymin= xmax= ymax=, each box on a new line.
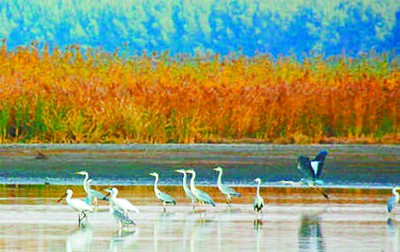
xmin=104 ymin=188 xmax=112 ymax=193
xmin=57 ymin=193 xmax=66 ymax=203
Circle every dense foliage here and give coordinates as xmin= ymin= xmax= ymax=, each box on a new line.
xmin=0 ymin=44 xmax=398 ymax=144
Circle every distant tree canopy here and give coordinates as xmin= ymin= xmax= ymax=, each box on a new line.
xmin=0 ymin=0 xmax=399 ymax=57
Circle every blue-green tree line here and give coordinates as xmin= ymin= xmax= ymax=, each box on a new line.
xmin=0 ymin=0 xmax=398 ymax=56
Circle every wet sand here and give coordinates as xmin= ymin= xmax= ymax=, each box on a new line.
xmin=0 ymin=203 xmax=398 ymax=252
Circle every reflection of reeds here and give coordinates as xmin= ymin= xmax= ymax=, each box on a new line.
xmin=0 ymin=184 xmax=392 ymax=205
xmin=0 ymin=43 xmax=398 ymax=143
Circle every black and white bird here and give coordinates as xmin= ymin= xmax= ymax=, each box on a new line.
xmin=297 ymin=150 xmax=330 ymax=200
xmin=297 ymin=149 xmax=328 ymax=186
xmin=253 ymin=178 xmax=264 ymax=219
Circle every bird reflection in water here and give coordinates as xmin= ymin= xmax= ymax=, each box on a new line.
xmin=153 ymin=212 xmax=176 ymax=252
xmin=253 ymin=219 xmax=263 ymax=252
xmin=109 ymin=228 xmax=139 ymax=252
xmin=298 ymin=211 xmax=325 ymax=252
xmin=66 ymin=224 xmax=93 ymax=252
xmin=387 ymin=218 xmax=399 ymax=252
xmin=189 ymin=217 xmax=215 ymax=252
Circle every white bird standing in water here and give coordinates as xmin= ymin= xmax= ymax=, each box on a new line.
xmin=58 ymin=189 xmax=94 ymax=226
xmin=104 ymin=188 xmax=136 ymax=228
xmin=253 ymin=178 xmax=264 ymax=219
xmin=106 ymin=187 xmax=140 ymax=217
xmin=149 ymin=172 xmax=176 ymax=212
xmin=213 ymin=167 xmax=241 ymax=206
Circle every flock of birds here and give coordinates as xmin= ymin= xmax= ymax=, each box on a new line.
xmin=57 ymin=149 xmax=400 ymax=228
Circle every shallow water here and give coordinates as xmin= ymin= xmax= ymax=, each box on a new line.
xmin=0 ymin=143 xmax=399 ymax=251
xmin=0 ymin=144 xmax=399 ymax=188
xmin=0 ymin=203 xmax=398 ymax=252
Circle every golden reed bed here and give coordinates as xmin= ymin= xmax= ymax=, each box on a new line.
xmin=0 ymin=42 xmax=398 ymax=144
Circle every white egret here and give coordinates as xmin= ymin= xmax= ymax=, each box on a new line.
xmin=104 ymin=188 xmax=136 ymax=228
xmin=105 ymin=187 xmax=140 ymax=217
xmin=213 ymin=166 xmax=241 ymax=205
xmin=149 ymin=172 xmax=176 ymax=212
xmin=58 ymin=189 xmax=94 ymax=226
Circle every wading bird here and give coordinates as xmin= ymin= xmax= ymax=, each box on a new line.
xmin=253 ymin=178 xmax=264 ymax=219
xmin=58 ymin=189 xmax=94 ymax=226
xmin=297 ymin=150 xmax=330 ymax=200
xmin=175 ymin=169 xmax=197 ymax=210
xmin=75 ymin=171 xmax=109 ymax=207
xmin=105 ymin=187 xmax=140 ymax=217
xmin=104 ymin=188 xmax=136 ymax=228
xmin=186 ymin=169 xmax=215 ymax=211
xmin=387 ymin=187 xmax=400 ymax=216
xmin=213 ymin=166 xmax=241 ymax=205
xmin=149 ymin=172 xmax=176 ymax=212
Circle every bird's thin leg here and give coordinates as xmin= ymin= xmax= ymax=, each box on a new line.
xmin=94 ymin=198 xmax=99 ymax=210
xmin=78 ymin=213 xmax=82 ymax=226
xmin=197 ymin=201 xmax=202 ymax=212
xmin=163 ymin=202 xmax=166 ymax=212
xmin=82 ymin=211 xmax=87 ymax=222
xmin=226 ymin=196 xmax=231 ymax=206
xmin=311 ymin=185 xmax=330 ymax=201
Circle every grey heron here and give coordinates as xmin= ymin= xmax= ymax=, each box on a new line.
xmin=387 ymin=187 xmax=400 ymax=215
xmin=149 ymin=172 xmax=176 ymax=212
xmin=104 ymin=188 xmax=136 ymax=228
xmin=175 ymin=169 xmax=197 ymax=210
xmin=186 ymin=169 xmax=215 ymax=211
xmin=58 ymin=189 xmax=94 ymax=226
xmin=213 ymin=166 xmax=241 ymax=205
xmin=105 ymin=187 xmax=140 ymax=217
xmin=75 ymin=171 xmax=109 ymax=207
xmin=297 ymin=150 xmax=330 ymax=200
xmin=253 ymin=178 xmax=264 ymax=219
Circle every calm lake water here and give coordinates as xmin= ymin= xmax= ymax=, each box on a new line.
xmin=0 ymin=144 xmax=399 ymax=188
xmin=0 ymin=144 xmax=399 ymax=251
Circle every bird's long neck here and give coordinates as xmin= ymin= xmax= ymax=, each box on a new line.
xmin=182 ymin=173 xmax=189 ymax=190
xmin=66 ymin=193 xmax=72 ymax=204
xmin=217 ymin=171 xmax=223 ymax=186
xmin=109 ymin=197 xmax=114 ymax=212
xmin=393 ymin=188 xmax=399 ymax=201
xmin=189 ymin=172 xmax=197 ymax=191
xmin=154 ymin=175 xmax=159 ymax=193
xmin=83 ymin=174 xmax=89 ymax=193
xmin=111 ymin=191 xmax=117 ymax=200
xmin=256 ymin=181 xmax=261 ymax=198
